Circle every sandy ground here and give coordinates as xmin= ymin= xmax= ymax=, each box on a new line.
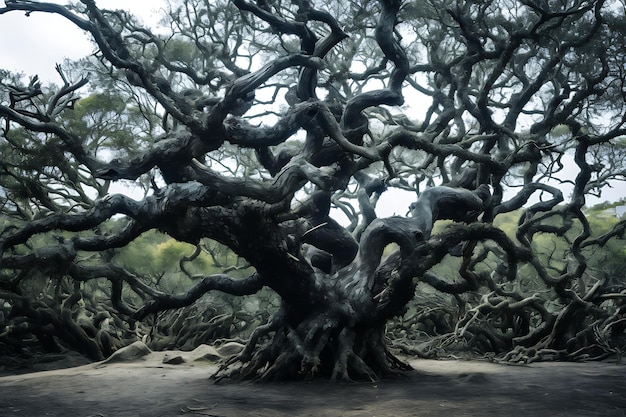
xmin=0 ymin=349 xmax=625 ymax=417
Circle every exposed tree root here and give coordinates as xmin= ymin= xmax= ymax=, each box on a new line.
xmin=213 ymin=307 xmax=412 ymax=382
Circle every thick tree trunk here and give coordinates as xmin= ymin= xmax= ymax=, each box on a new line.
xmin=215 ymin=280 xmax=406 ymax=381
xmin=213 ymin=185 xmax=501 ymax=381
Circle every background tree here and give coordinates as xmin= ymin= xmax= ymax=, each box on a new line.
xmin=1 ymin=0 xmax=625 ymax=380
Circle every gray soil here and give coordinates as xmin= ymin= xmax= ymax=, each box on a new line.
xmin=0 ymin=351 xmax=624 ymax=417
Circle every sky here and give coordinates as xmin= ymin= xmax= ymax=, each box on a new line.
xmin=0 ymin=1 xmax=165 ymax=82
xmin=0 ymin=1 xmax=623 ymax=215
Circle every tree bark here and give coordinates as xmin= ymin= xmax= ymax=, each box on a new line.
xmin=212 ymin=185 xmax=506 ymax=381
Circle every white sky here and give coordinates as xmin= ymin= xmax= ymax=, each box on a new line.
xmin=0 ymin=0 xmax=623 ymax=213
xmin=0 ymin=1 xmax=166 ymax=82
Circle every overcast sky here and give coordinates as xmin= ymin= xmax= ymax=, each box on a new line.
xmin=0 ymin=1 xmax=165 ymax=82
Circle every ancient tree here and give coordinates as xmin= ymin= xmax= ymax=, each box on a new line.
xmin=1 ymin=0 xmax=626 ymax=379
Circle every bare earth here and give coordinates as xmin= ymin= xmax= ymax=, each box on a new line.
xmin=1 ymin=351 xmax=625 ymax=417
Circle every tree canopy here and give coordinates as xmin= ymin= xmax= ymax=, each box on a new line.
xmin=1 ymin=0 xmax=625 ymax=380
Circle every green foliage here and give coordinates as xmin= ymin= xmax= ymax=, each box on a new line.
xmin=64 ymin=93 xmax=140 ymax=154
xmin=162 ymin=38 xmax=198 ymax=64
xmin=112 ymin=231 xmax=213 ymax=274
xmin=493 ymin=211 xmax=520 ymax=239
xmin=111 ymin=231 xmax=163 ymax=274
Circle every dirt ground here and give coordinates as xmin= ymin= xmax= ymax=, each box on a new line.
xmin=1 ymin=349 xmax=625 ymax=417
